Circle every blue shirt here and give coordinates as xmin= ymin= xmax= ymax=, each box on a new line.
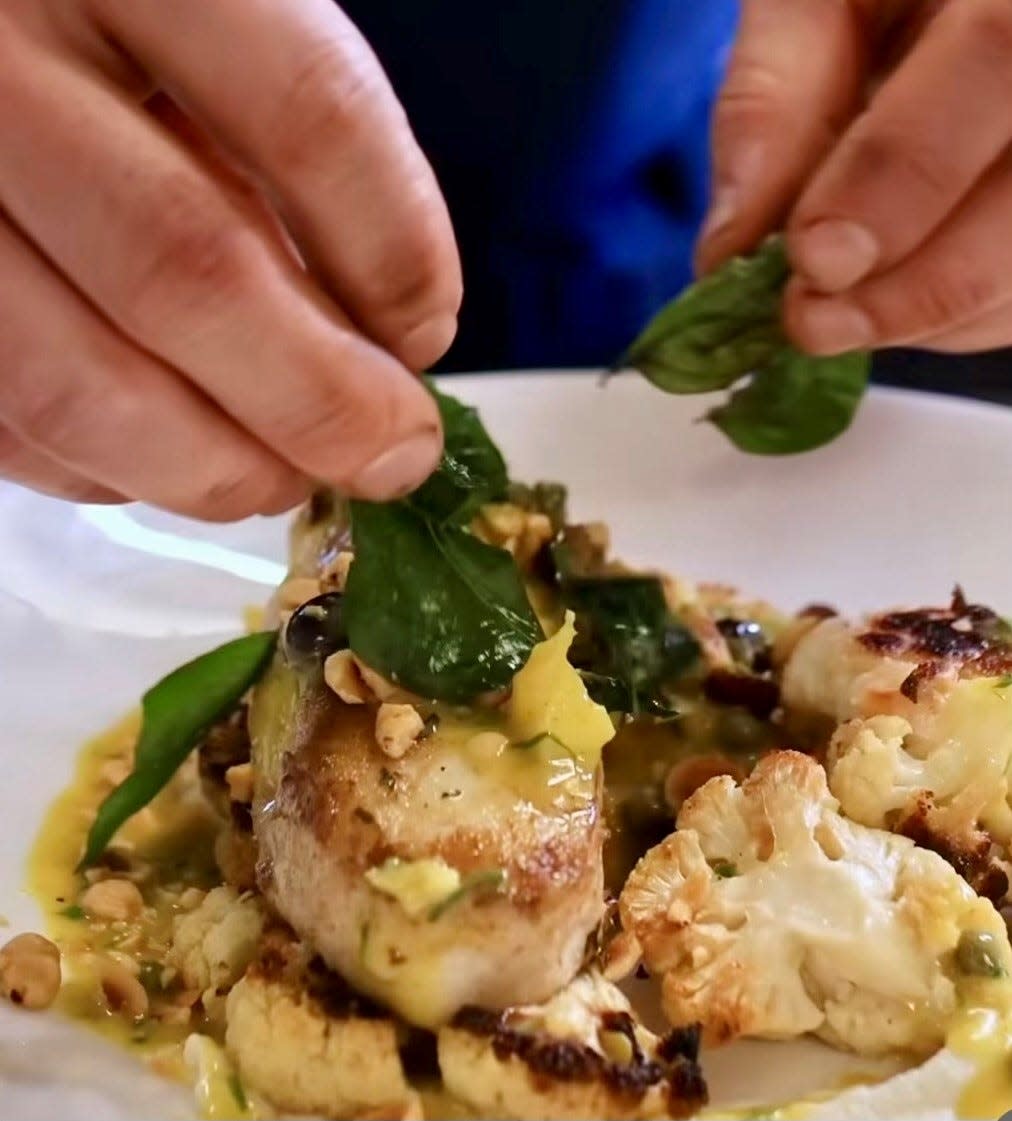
xmin=340 ymin=1 xmax=740 ymax=370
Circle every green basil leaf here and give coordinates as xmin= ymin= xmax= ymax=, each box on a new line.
xmin=707 ymin=347 xmax=870 ymax=455
xmin=410 ymin=383 xmax=508 ymax=524
xmin=346 ymin=500 xmax=542 ymax=702
xmin=619 ymin=234 xmax=871 ymax=454
xmin=81 ymin=631 xmax=276 ymax=866
xmin=621 ymin=236 xmax=789 ymax=392
xmin=562 ymin=575 xmax=699 ymax=714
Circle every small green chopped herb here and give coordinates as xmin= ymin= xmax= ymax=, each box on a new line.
xmin=58 ymin=904 xmax=85 ymax=920
xmin=229 ymin=1072 xmax=249 ymax=1112
xmin=995 ymin=674 xmax=1012 ymax=691
xmin=81 ymin=630 xmax=277 ymax=866
xmin=428 ymin=869 xmax=507 ymax=921
xmin=711 ymin=861 xmax=738 ymax=879
xmin=511 ymin=732 xmax=572 ymax=753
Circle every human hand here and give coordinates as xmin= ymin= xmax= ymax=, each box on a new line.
xmin=0 ymin=0 xmax=461 ymax=517
xmin=696 ymin=0 xmax=1012 ymax=357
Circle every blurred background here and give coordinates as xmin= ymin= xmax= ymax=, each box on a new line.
xmin=341 ymin=0 xmax=1012 ymax=403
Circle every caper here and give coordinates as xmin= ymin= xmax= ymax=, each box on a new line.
xmin=282 ymin=592 xmax=348 ymax=666
xmin=717 ymin=617 xmax=771 ymax=671
xmin=719 ymin=708 xmax=769 ymax=752
xmin=137 ymin=960 xmax=164 ymax=994
xmin=955 ymin=929 xmax=1007 ymax=978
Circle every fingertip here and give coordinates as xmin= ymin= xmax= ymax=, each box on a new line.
xmin=346 ymin=427 xmax=443 ymax=502
xmin=396 ymin=311 xmax=459 ymax=372
xmin=786 ymin=218 xmax=879 ymax=293
xmin=783 ymin=275 xmax=874 ymax=355
xmin=258 ymin=473 xmax=313 ymax=517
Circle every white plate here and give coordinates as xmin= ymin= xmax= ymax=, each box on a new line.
xmin=0 ymin=371 xmax=1009 ymax=1119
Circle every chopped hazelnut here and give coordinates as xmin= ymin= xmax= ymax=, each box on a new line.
xmin=94 ymin=955 xmax=148 ymax=1021
xmin=0 ymin=933 xmax=61 ymax=1010
xmin=320 ymin=550 xmax=354 ymax=593
xmin=81 ymin=878 xmax=144 ymax=922
xmin=276 ymin=576 xmax=322 ymax=611
xmin=225 ymin=763 xmax=255 ymax=804
xmin=374 ymin=704 xmax=425 ymax=760
xmin=324 ymin=650 xmax=370 ymax=704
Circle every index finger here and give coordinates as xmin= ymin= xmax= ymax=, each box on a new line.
xmin=88 ymin=0 xmax=462 ymax=371
xmin=788 ymin=0 xmax=1012 ymax=293
xmin=695 ymin=0 xmax=867 ymax=275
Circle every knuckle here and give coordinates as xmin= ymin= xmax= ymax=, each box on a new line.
xmin=267 ymin=40 xmax=388 ymax=172
xmin=274 ymin=395 xmax=365 ymax=467
xmin=368 ymin=209 xmax=461 ymax=341
xmin=868 ymin=260 xmax=999 ymax=338
xmin=119 ymin=177 xmax=258 ymax=338
xmin=12 ymin=363 xmax=147 ymax=456
xmin=842 ymin=125 xmax=951 ymax=204
xmin=714 ymin=70 xmax=791 ymax=138
xmin=12 ymin=376 xmax=101 ymax=451
xmin=268 ymin=361 xmax=390 ymax=477
xmin=963 ymin=1 xmax=1012 ymax=77
xmin=190 ymin=466 xmax=273 ymax=523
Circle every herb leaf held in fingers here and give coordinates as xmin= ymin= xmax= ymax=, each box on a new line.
xmin=410 ymin=382 xmax=509 ymax=524
xmin=345 ymin=501 xmax=542 ymax=702
xmin=82 ymin=630 xmax=276 ymax=866
xmin=619 ymin=235 xmax=871 ymax=454
xmin=345 ymin=384 xmax=542 ymax=702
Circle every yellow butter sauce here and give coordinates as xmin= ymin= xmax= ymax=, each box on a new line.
xmin=25 ymin=717 xmax=1012 ymax=1121
xmin=949 ymin=1002 xmax=1012 ymax=1118
xmin=25 ymin=714 xmax=248 ymax=1111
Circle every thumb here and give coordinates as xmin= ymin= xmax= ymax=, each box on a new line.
xmin=695 ymin=0 xmax=867 ymax=275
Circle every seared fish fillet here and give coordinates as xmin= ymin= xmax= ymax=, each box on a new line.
xmin=250 ymin=683 xmax=603 ymax=1028
xmin=248 ymin=501 xmax=606 ymax=1028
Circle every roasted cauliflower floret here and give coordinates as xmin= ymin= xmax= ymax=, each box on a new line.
xmin=438 ymin=971 xmax=706 ymax=1121
xmin=781 ymin=594 xmax=1012 ymax=893
xmin=619 ymin=751 xmax=1012 ymax=1056
xmin=167 ymin=886 xmax=264 ymax=1015
xmin=225 ymin=931 xmax=413 ymax=1119
xmin=828 ymin=714 xmax=1012 ymax=899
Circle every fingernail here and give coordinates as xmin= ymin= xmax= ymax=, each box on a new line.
xmin=694 ymin=185 xmax=741 ymax=275
xmin=792 ymin=220 xmax=879 ymax=293
xmin=399 ymin=313 xmax=459 ymax=372
xmin=698 ymin=183 xmax=741 ymax=244
xmin=696 ymin=142 xmax=765 ymax=272
xmin=796 ymin=297 xmax=873 ymax=354
xmin=351 ymin=431 xmax=442 ymax=501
